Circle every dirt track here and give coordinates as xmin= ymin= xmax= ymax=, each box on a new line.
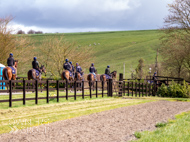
xmin=1 ymin=101 xmax=190 ymax=142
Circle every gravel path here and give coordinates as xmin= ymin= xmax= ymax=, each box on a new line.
xmin=1 ymin=101 xmax=190 ymax=142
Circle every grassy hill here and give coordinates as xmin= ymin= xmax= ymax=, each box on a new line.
xmin=20 ymin=30 xmax=163 ymax=78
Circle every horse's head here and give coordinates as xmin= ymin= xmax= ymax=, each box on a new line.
xmin=111 ymin=71 xmax=117 ymax=78
xmin=95 ymin=69 xmax=97 ymax=74
xmin=14 ymin=60 xmax=18 ymax=68
xmin=40 ymin=65 xmax=46 ymax=76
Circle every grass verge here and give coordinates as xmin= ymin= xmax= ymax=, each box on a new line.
xmin=132 ymin=111 xmax=190 ymax=142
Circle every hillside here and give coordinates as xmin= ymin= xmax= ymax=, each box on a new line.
xmin=20 ymin=30 xmax=162 ymax=78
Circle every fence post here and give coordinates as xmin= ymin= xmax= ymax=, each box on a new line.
xmin=123 ymin=81 xmax=125 ymax=96
xmin=135 ymin=82 xmax=137 ymax=97
xmin=82 ymin=81 xmax=84 ymax=99
xmin=132 ymin=82 xmax=133 ymax=97
xmin=57 ymin=80 xmax=59 ymax=102
xmin=128 ymin=82 xmax=129 ymax=96
xmin=89 ymin=81 xmax=92 ymax=98
xmin=142 ymin=83 xmax=144 ymax=97
xmin=139 ymin=82 xmax=140 ymax=97
xmin=108 ymin=79 xmax=113 ymax=97
xmin=66 ymin=80 xmax=68 ymax=100
xmin=74 ymin=81 xmax=76 ymax=100
xmin=146 ymin=83 xmax=148 ymax=97
xmin=149 ymin=83 xmax=151 ymax=96
xmin=119 ymin=73 xmax=123 ymax=97
xmin=23 ymin=79 xmax=26 ymax=105
xmin=46 ymin=80 xmax=49 ymax=103
xmin=102 ymin=81 xmax=104 ymax=97
xmin=96 ymin=81 xmax=98 ymax=98
xmin=35 ymin=80 xmax=38 ymax=104
xmin=167 ymin=77 xmax=169 ymax=86
xmin=9 ymin=80 xmax=12 ymax=107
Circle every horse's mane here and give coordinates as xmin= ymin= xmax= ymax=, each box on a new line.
xmin=111 ymin=71 xmax=117 ymax=74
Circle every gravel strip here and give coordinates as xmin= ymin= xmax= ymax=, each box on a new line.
xmin=1 ymin=101 xmax=190 ymax=142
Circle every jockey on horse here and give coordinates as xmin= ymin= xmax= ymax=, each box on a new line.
xmin=105 ymin=65 xmax=112 ymax=79
xmin=28 ymin=57 xmax=46 ymax=80
xmin=61 ymin=59 xmax=74 ymax=81
xmin=89 ymin=63 xmax=97 ymax=81
xmin=75 ymin=63 xmax=83 ymax=81
xmin=3 ymin=53 xmax=18 ymax=80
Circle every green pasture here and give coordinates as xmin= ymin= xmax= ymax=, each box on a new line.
xmin=132 ymin=111 xmax=190 ymax=142
xmin=19 ymin=30 xmax=162 ymax=78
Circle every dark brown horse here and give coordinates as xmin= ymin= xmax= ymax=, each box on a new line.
xmin=100 ymin=71 xmax=117 ymax=90
xmin=74 ymin=72 xmax=84 ymax=89
xmin=27 ymin=65 xmax=46 ymax=80
xmin=3 ymin=60 xmax=18 ymax=89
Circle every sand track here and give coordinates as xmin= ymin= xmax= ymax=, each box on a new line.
xmin=1 ymin=101 xmax=190 ymax=142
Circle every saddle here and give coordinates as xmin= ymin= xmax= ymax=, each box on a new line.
xmin=8 ymin=66 xmax=16 ymax=75
xmin=33 ymin=69 xmax=40 ymax=77
xmin=104 ymin=74 xmax=111 ymax=79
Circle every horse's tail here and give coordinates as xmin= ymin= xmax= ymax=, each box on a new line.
xmin=29 ymin=70 xmax=37 ymax=80
xmin=3 ymin=68 xmax=9 ymax=80
xmin=62 ymin=71 xmax=68 ymax=82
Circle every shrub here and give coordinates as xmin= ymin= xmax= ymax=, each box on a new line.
xmin=157 ymin=81 xmax=190 ymax=98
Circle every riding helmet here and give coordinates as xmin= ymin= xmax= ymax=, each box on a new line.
xmin=76 ymin=63 xmax=79 ymax=66
xmin=107 ymin=65 xmax=110 ymax=68
xmin=34 ymin=57 xmax=37 ymax=60
xmin=69 ymin=61 xmax=72 ymax=64
xmin=10 ymin=53 xmax=13 ymax=56
xmin=65 ymin=59 xmax=69 ymax=62
xmin=91 ymin=63 xmax=94 ymax=66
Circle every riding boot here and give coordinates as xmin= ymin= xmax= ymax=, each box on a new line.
xmin=39 ymin=73 xmax=42 ymax=80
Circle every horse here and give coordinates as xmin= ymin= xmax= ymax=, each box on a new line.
xmin=74 ymin=72 xmax=84 ymax=89
xmin=100 ymin=71 xmax=117 ymax=92
xmin=3 ymin=60 xmax=18 ymax=90
xmin=27 ymin=65 xmax=46 ymax=89
xmin=87 ymin=70 xmax=97 ymax=88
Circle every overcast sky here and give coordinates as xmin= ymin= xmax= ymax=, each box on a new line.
xmin=0 ymin=0 xmax=174 ymax=33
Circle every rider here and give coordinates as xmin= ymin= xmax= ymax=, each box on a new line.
xmin=70 ymin=61 xmax=75 ymax=77
xmin=63 ymin=59 xmax=73 ymax=78
xmin=89 ymin=63 xmax=96 ymax=80
xmin=32 ymin=57 xmax=42 ymax=78
xmin=105 ymin=65 xmax=111 ymax=77
xmin=152 ymin=72 xmax=158 ymax=84
xmin=76 ymin=63 xmax=83 ymax=76
xmin=7 ymin=53 xmax=17 ymax=77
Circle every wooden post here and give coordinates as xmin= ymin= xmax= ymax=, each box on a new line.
xmin=89 ymin=81 xmax=92 ymax=98
xmin=128 ymin=82 xmax=129 ymax=96
xmin=57 ymin=80 xmax=59 ymax=102
xmin=149 ymin=83 xmax=151 ymax=96
xmin=109 ymin=79 xmax=113 ymax=97
xmin=167 ymin=77 xmax=169 ymax=86
xmin=82 ymin=81 xmax=84 ymax=99
xmin=9 ymin=80 xmax=12 ymax=107
xmin=142 ymin=83 xmax=144 ymax=97
xmin=102 ymin=81 xmax=104 ymax=97
xmin=132 ymin=82 xmax=133 ymax=97
xmin=74 ymin=81 xmax=76 ymax=100
xmin=135 ymin=82 xmax=137 ymax=97
xmin=96 ymin=81 xmax=98 ymax=98
xmin=139 ymin=82 xmax=140 ymax=97
xmin=66 ymin=80 xmax=68 ymax=100
xmin=46 ymin=80 xmax=49 ymax=103
xmin=23 ymin=79 xmax=26 ymax=105
xmin=35 ymin=80 xmax=38 ymax=104
xmin=146 ymin=83 xmax=148 ymax=97
xmin=123 ymin=81 xmax=125 ymax=96
xmin=119 ymin=73 xmax=123 ymax=96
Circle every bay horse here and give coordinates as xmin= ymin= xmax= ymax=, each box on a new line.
xmin=27 ymin=65 xmax=46 ymax=89
xmin=100 ymin=71 xmax=117 ymax=91
xmin=74 ymin=72 xmax=84 ymax=89
xmin=87 ymin=70 xmax=97 ymax=88
xmin=3 ymin=60 xmax=18 ymax=89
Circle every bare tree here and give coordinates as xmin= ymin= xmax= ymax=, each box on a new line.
xmin=0 ymin=16 xmax=34 ymax=74
xmin=17 ymin=30 xmax=25 ymax=34
xmin=160 ymin=0 xmax=190 ymax=79
xmin=38 ymin=35 xmax=94 ymax=77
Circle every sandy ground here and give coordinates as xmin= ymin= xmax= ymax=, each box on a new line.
xmin=1 ymin=100 xmax=190 ymax=142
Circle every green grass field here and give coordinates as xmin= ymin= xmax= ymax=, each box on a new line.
xmin=19 ymin=30 xmax=162 ymax=78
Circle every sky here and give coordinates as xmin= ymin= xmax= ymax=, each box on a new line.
xmin=0 ymin=0 xmax=174 ymax=33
